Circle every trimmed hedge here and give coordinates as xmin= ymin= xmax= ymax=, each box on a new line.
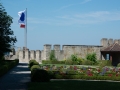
xmin=31 ymin=69 xmax=50 ymax=82
xmin=42 ymin=60 xmax=65 ymax=64
xmin=28 ymin=60 xmax=39 ymax=69
xmin=31 ymin=65 xmax=41 ymax=71
xmin=50 ymin=74 xmax=120 ymax=81
xmin=0 ymin=59 xmax=19 ymax=77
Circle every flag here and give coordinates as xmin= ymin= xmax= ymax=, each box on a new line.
xmin=20 ymin=24 xmax=25 ymax=28
xmin=18 ymin=10 xmax=26 ymax=28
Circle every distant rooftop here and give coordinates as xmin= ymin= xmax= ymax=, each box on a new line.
xmin=101 ymin=43 xmax=120 ymax=52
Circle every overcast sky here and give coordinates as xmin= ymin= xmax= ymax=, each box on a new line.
xmin=1 ymin=0 xmax=120 ymax=50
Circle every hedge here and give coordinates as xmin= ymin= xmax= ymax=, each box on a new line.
xmin=0 ymin=59 xmax=19 ymax=77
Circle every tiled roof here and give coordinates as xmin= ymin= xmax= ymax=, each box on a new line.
xmin=101 ymin=43 xmax=120 ymax=52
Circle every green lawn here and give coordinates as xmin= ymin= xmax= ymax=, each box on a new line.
xmin=28 ymin=80 xmax=120 ymax=90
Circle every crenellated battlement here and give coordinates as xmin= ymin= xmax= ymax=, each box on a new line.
xmin=101 ymin=38 xmax=120 ymax=47
xmin=9 ymin=38 xmax=120 ymax=63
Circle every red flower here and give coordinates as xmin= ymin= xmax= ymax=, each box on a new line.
xmin=108 ymin=74 xmax=112 ymax=77
xmin=98 ymin=69 xmax=100 ymax=72
xmin=116 ymin=74 xmax=118 ymax=77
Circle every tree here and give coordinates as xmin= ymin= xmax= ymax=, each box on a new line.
xmin=86 ymin=53 xmax=97 ymax=64
xmin=49 ymin=50 xmax=56 ymax=61
xmin=0 ymin=3 xmax=17 ymax=60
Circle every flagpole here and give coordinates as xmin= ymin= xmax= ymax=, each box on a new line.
xmin=25 ymin=8 xmax=27 ymax=50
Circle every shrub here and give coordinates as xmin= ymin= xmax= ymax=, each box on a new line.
xmin=28 ymin=60 xmax=39 ymax=68
xmin=31 ymin=69 xmax=50 ymax=82
xmin=65 ymin=60 xmax=73 ymax=65
xmin=0 ymin=59 xmax=19 ymax=77
xmin=98 ymin=60 xmax=112 ymax=67
xmin=42 ymin=60 xmax=65 ymax=64
xmin=49 ymin=50 xmax=57 ymax=61
xmin=86 ymin=53 xmax=97 ymax=64
xmin=117 ymin=63 xmax=120 ymax=67
xmin=77 ymin=58 xmax=83 ymax=65
xmin=81 ymin=60 xmax=94 ymax=65
xmin=31 ymin=65 xmax=41 ymax=71
xmin=70 ymin=54 xmax=78 ymax=61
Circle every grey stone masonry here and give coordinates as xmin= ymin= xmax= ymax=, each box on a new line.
xmin=36 ymin=50 xmax=41 ymax=63
xmin=9 ymin=38 xmax=120 ymax=63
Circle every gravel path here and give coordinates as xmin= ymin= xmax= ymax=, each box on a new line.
xmin=0 ymin=63 xmax=31 ymax=90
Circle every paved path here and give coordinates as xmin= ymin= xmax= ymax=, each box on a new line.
xmin=0 ymin=63 xmax=31 ymax=90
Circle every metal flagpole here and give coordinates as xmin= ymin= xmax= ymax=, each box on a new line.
xmin=25 ymin=8 xmax=27 ymax=49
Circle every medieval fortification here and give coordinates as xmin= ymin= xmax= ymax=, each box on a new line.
xmin=9 ymin=38 xmax=120 ymax=63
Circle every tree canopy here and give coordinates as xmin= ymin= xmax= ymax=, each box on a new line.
xmin=0 ymin=3 xmax=17 ymax=59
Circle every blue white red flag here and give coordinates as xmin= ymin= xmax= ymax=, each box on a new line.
xmin=18 ymin=10 xmax=26 ymax=28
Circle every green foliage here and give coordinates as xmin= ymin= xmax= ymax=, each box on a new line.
xmin=65 ymin=54 xmax=83 ymax=65
xmin=98 ymin=60 xmax=112 ymax=67
xmin=31 ymin=65 xmax=41 ymax=71
xmin=42 ymin=60 xmax=65 ymax=64
xmin=0 ymin=3 xmax=17 ymax=60
xmin=31 ymin=69 xmax=50 ymax=82
xmin=28 ymin=60 xmax=39 ymax=68
xmin=65 ymin=60 xmax=73 ymax=65
xmin=117 ymin=63 xmax=120 ymax=67
xmin=0 ymin=59 xmax=19 ymax=77
xmin=81 ymin=60 xmax=94 ymax=65
xmin=70 ymin=54 xmax=78 ymax=61
xmin=49 ymin=50 xmax=57 ymax=61
xmin=77 ymin=58 xmax=83 ymax=65
xmin=86 ymin=53 xmax=97 ymax=64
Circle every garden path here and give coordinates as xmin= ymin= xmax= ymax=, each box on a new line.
xmin=0 ymin=63 xmax=31 ymax=90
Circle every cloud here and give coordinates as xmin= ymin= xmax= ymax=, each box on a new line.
xmin=56 ymin=11 xmax=120 ymax=25
xmin=12 ymin=11 xmax=120 ymax=26
xmin=55 ymin=0 xmax=92 ymax=11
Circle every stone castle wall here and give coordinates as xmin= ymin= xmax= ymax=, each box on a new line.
xmin=13 ymin=38 xmax=120 ymax=63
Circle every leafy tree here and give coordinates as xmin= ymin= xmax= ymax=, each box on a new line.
xmin=86 ymin=53 xmax=97 ymax=63
xmin=71 ymin=54 xmax=78 ymax=61
xmin=49 ymin=50 xmax=57 ymax=61
xmin=0 ymin=3 xmax=17 ymax=61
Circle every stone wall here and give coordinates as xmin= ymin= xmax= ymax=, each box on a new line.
xmin=14 ymin=38 xmax=120 ymax=63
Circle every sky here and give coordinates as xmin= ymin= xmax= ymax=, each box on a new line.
xmin=1 ymin=0 xmax=120 ymax=50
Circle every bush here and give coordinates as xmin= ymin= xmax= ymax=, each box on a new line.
xmin=42 ymin=60 xmax=65 ymax=64
xmin=81 ymin=60 xmax=94 ymax=65
xmin=65 ymin=60 xmax=73 ymax=65
xmin=31 ymin=69 xmax=50 ymax=82
xmin=0 ymin=59 xmax=19 ymax=77
xmin=77 ymin=58 xmax=83 ymax=65
xmin=28 ymin=60 xmax=39 ymax=68
xmin=49 ymin=50 xmax=57 ymax=61
xmin=70 ymin=54 xmax=78 ymax=61
xmin=117 ymin=63 xmax=120 ymax=67
xmin=86 ymin=53 xmax=97 ymax=64
xmin=98 ymin=60 xmax=112 ymax=67
xmin=31 ymin=65 xmax=41 ymax=71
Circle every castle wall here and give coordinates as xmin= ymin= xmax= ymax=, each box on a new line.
xmin=43 ymin=44 xmax=51 ymax=60
xmin=36 ymin=50 xmax=41 ymax=63
xmin=62 ymin=45 xmax=102 ymax=60
xmin=17 ymin=38 xmax=120 ymax=63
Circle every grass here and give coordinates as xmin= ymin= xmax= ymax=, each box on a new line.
xmin=28 ymin=80 xmax=120 ymax=90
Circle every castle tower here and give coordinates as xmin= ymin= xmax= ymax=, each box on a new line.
xmin=19 ymin=50 xmax=24 ymax=62
xmin=101 ymin=38 xmax=108 ymax=47
xmin=54 ymin=44 xmax=60 ymax=60
xmin=36 ymin=50 xmax=41 ymax=63
xmin=114 ymin=39 xmax=118 ymax=43
xmin=43 ymin=44 xmax=51 ymax=60
xmin=30 ymin=50 xmax=35 ymax=60
xmin=108 ymin=38 xmax=113 ymax=45
xmin=118 ymin=39 xmax=120 ymax=44
xmin=25 ymin=49 xmax=30 ymax=62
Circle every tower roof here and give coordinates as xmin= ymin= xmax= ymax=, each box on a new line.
xmin=101 ymin=43 xmax=120 ymax=52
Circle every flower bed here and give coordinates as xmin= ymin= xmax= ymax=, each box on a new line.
xmin=40 ymin=65 xmax=120 ymax=81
